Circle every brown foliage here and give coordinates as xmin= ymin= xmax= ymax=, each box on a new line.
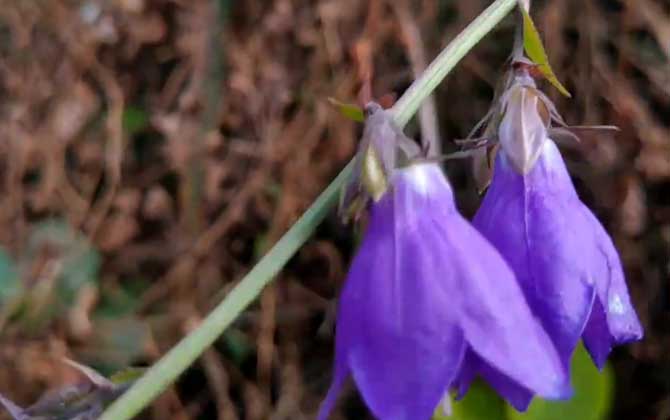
xmin=0 ymin=0 xmax=668 ymax=419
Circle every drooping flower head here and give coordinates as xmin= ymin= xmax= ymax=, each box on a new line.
xmin=320 ymin=102 xmax=570 ymax=419
xmin=472 ymin=62 xmax=643 ymax=393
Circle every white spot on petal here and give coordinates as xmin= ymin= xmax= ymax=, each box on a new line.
xmin=609 ymin=294 xmax=625 ymax=315
xmin=402 ymin=164 xmax=448 ymax=196
xmin=439 ymin=393 xmax=452 ymax=417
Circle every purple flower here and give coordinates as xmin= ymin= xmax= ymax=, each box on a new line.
xmin=472 ymin=68 xmax=643 ymax=399
xmin=320 ymin=156 xmax=570 ymax=419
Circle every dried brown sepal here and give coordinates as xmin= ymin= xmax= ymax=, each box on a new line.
xmin=0 ymin=360 xmax=137 ymax=420
xmin=63 ymin=358 xmax=114 ymax=390
xmin=474 ymin=144 xmax=500 ymax=194
xmin=460 ymin=59 xmax=619 ymax=185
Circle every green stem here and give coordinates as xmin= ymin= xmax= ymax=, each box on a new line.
xmin=99 ymin=1 xmax=516 ymax=418
xmin=392 ymin=0 xmax=516 ymax=127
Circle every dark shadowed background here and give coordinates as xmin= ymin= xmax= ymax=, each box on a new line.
xmin=0 ymin=0 xmax=668 ymax=419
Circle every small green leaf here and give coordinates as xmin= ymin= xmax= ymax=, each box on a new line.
xmin=59 ymin=246 xmax=100 ymax=304
xmin=327 ymin=98 xmax=365 ymax=122
xmin=0 ymin=249 xmax=21 ymax=304
xmin=223 ymin=328 xmax=253 ymax=365
xmin=82 ymin=317 xmax=151 ymax=368
xmin=433 ymin=382 xmax=506 ymax=420
xmin=95 ymin=279 xmax=147 ymax=318
xmin=254 ymin=234 xmax=270 ymax=259
xmin=63 ymin=358 xmax=115 ymax=389
xmin=507 ymin=343 xmax=614 ymax=420
xmin=27 ymin=220 xmax=101 ymax=304
xmin=109 ymin=368 xmax=146 ymax=385
xmin=122 ymin=106 xmax=150 ymax=135
xmin=520 ymin=5 xmax=571 ymax=97
xmin=19 ymin=220 xmax=101 ymax=330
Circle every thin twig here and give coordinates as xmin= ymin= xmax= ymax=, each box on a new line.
xmin=391 ymin=0 xmax=441 ymax=155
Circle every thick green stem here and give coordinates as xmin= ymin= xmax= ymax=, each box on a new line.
xmin=99 ymin=1 xmax=516 ymax=418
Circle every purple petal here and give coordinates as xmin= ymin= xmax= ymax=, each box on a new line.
xmin=397 ymin=164 xmax=570 ymax=405
xmin=581 ymin=299 xmax=611 ymax=369
xmin=0 ymin=393 xmax=24 ymax=420
xmin=475 ymin=139 xmax=643 ymax=373
xmin=333 ymin=164 xmax=467 ymax=420
xmin=452 ymin=350 xmax=479 ymax=400
xmin=317 ymin=336 xmax=350 ymax=420
xmin=477 ymin=366 xmax=535 ymax=411
xmin=580 ymin=206 xmax=643 ymax=367
xmin=439 ymin=206 xmax=570 ymax=400
xmin=584 ymin=207 xmax=643 ymax=342
xmin=453 ymin=351 xmax=546 ymax=412
xmin=474 ymin=142 xmax=597 ymax=365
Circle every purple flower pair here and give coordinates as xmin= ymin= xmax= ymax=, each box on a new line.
xmin=320 ymin=64 xmax=642 ymax=420
xmin=320 ymin=104 xmax=572 ymax=420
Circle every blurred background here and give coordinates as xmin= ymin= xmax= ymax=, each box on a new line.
xmin=0 ymin=0 xmax=668 ymax=419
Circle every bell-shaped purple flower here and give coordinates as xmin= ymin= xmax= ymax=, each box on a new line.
xmin=320 ymin=157 xmax=570 ymax=419
xmin=472 ymin=67 xmax=643 ymax=395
